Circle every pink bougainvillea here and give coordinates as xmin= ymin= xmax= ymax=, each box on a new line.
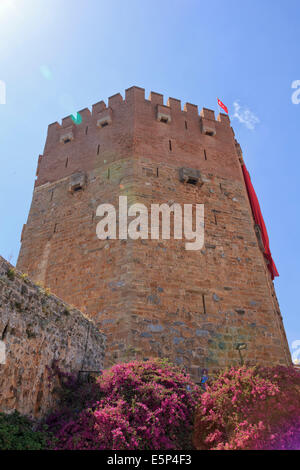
xmin=46 ymin=361 xmax=300 ymax=450
xmin=193 ymin=365 xmax=300 ymax=450
xmin=46 ymin=359 xmax=200 ymax=450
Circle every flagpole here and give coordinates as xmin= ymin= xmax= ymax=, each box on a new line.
xmin=217 ymin=97 xmax=222 ymax=117
xmin=217 ymin=97 xmax=229 ymax=117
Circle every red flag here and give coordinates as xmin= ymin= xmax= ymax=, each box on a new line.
xmin=241 ymin=163 xmax=279 ymax=280
xmin=217 ymin=98 xmax=228 ymax=114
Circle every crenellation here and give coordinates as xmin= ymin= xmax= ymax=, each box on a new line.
xmin=78 ymin=107 xmax=92 ymax=120
xmin=92 ymin=100 xmax=107 ymax=115
xmin=42 ymin=89 xmax=238 ymax=165
xmin=44 ymin=122 xmax=61 ymax=150
xmin=200 ymin=108 xmax=216 ymax=121
xmin=108 ymin=92 xmax=124 ymax=107
xmin=183 ymin=102 xmax=199 ymax=115
xmin=125 ymin=85 xmax=145 ymax=103
xmin=167 ymin=97 xmax=182 ymax=111
xmin=149 ymin=91 xmax=164 ymax=105
xmin=61 ymin=115 xmax=74 ymax=128
xmin=217 ymin=112 xmax=230 ymax=125
xmin=48 ymin=120 xmax=62 ymax=130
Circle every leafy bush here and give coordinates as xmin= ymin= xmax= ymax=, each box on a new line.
xmin=46 ymin=359 xmax=200 ymax=450
xmin=0 ymin=411 xmax=49 ymax=450
xmin=193 ymin=365 xmax=300 ymax=450
xmin=5 ymin=362 xmax=298 ymax=450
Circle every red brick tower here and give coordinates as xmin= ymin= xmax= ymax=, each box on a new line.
xmin=17 ymin=86 xmax=291 ymax=378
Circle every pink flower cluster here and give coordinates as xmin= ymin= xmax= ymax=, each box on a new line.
xmin=46 ymin=359 xmax=200 ymax=450
xmin=193 ymin=365 xmax=300 ymax=450
xmin=46 ymin=361 xmax=300 ymax=450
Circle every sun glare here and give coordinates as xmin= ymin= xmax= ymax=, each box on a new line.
xmin=0 ymin=0 xmax=16 ymax=17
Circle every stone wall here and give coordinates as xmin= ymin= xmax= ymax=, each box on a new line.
xmin=0 ymin=256 xmax=105 ymax=417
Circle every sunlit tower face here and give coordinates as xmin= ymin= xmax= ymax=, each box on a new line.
xmin=16 ymin=85 xmax=292 ymax=375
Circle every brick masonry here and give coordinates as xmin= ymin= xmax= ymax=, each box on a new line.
xmin=0 ymin=256 xmax=105 ymax=417
xmin=16 ymin=86 xmax=291 ymax=379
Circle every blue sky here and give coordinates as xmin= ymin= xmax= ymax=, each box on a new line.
xmin=0 ymin=0 xmax=299 ymax=357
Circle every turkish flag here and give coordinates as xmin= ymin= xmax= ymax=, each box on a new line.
xmin=217 ymin=98 xmax=228 ymax=114
xmin=241 ymin=164 xmax=279 ymax=280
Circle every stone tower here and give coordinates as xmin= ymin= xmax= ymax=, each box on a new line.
xmin=17 ymin=86 xmax=291 ymax=378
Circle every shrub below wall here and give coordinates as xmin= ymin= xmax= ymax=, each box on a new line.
xmin=2 ymin=363 xmax=300 ymax=450
xmin=0 ymin=412 xmax=49 ymax=450
xmin=193 ymin=365 xmax=300 ymax=450
xmin=45 ymin=358 xmax=200 ymax=450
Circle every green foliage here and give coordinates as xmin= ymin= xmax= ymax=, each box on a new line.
xmin=6 ymin=268 xmax=15 ymax=280
xmin=0 ymin=411 xmax=49 ymax=450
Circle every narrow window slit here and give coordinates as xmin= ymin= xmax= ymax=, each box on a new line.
xmin=202 ymin=294 xmax=206 ymax=314
xmin=204 ymin=149 xmax=207 ymax=160
xmin=169 ymin=140 xmax=172 ymax=151
xmin=212 ymin=211 xmax=217 ymax=225
xmin=156 ymin=167 xmax=159 ymax=177
xmin=1 ymin=322 xmax=9 ymax=340
xmin=54 ymin=223 xmax=58 ymax=233
xmin=97 ymin=144 xmax=100 ymax=155
xmin=65 ymin=157 xmax=69 ymax=168
xmin=85 ymin=126 xmax=88 ymax=135
xmin=185 ymin=120 xmax=188 ymax=129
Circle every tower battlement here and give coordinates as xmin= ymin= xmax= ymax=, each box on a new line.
xmin=37 ymin=87 xmax=233 ymax=188
xmin=47 ymin=86 xmax=230 ymax=135
xmin=18 ymin=86 xmax=291 ymax=378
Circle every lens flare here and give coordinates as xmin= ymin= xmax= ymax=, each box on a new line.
xmin=40 ymin=65 xmax=52 ymax=80
xmin=70 ymin=112 xmax=82 ymax=125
